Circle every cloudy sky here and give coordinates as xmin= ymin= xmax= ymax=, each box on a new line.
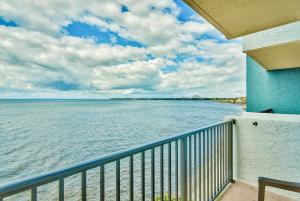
xmin=0 ymin=0 xmax=245 ymax=99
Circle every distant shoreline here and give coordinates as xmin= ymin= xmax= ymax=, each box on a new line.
xmin=0 ymin=97 xmax=246 ymax=106
xmin=111 ymin=97 xmax=246 ymax=105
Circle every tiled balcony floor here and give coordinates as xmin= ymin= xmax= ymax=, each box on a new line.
xmin=220 ymin=181 xmax=296 ymax=201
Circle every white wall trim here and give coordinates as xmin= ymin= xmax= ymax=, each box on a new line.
xmin=243 ymin=21 xmax=300 ymax=52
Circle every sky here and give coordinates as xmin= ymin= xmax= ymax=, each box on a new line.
xmin=0 ymin=0 xmax=245 ymax=99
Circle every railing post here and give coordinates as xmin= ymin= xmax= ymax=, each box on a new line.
xmin=180 ymin=137 xmax=188 ymax=201
xmin=229 ymin=121 xmax=234 ymax=183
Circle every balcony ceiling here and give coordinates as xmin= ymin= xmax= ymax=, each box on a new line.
xmin=183 ymin=0 xmax=300 ymax=39
xmin=243 ymin=21 xmax=300 ymax=70
xmin=245 ymin=40 xmax=300 ymax=70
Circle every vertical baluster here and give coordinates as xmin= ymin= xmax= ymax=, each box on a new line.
xmin=219 ymin=125 xmax=222 ymax=188
xmin=214 ymin=126 xmax=219 ymax=194
xmin=216 ymin=126 xmax=220 ymax=192
xmin=59 ymin=178 xmax=64 ymax=201
xmin=31 ymin=186 xmax=37 ymax=201
xmin=168 ymin=143 xmax=171 ymax=201
xmin=198 ymin=133 xmax=202 ymax=201
xmin=216 ymin=126 xmax=219 ymax=192
xmin=209 ymin=129 xmax=212 ymax=200
xmin=160 ymin=145 xmax=164 ymax=201
xmin=151 ymin=148 xmax=155 ymax=201
xmin=219 ymin=125 xmax=222 ymax=191
xmin=225 ymin=123 xmax=228 ymax=183
xmin=223 ymin=124 xmax=226 ymax=187
xmin=175 ymin=141 xmax=179 ymax=201
xmin=141 ymin=152 xmax=145 ymax=201
xmin=82 ymin=171 xmax=87 ymax=201
xmin=194 ymin=135 xmax=197 ymax=201
xmin=218 ymin=126 xmax=221 ymax=192
xmin=189 ymin=136 xmax=192 ymax=200
xmin=210 ymin=129 xmax=213 ymax=199
xmin=224 ymin=123 xmax=227 ymax=184
xmin=221 ymin=124 xmax=224 ymax=187
xmin=223 ymin=124 xmax=226 ymax=184
xmin=228 ymin=123 xmax=231 ymax=182
xmin=221 ymin=126 xmax=224 ymax=188
xmin=230 ymin=122 xmax=234 ymax=182
xmin=129 ymin=155 xmax=134 ymax=201
xmin=221 ymin=125 xmax=223 ymax=187
xmin=180 ymin=137 xmax=188 ymax=201
xmin=206 ymin=130 xmax=210 ymax=201
xmin=116 ymin=160 xmax=120 ymax=201
xmin=220 ymin=125 xmax=223 ymax=188
xmin=213 ymin=127 xmax=216 ymax=197
xmin=100 ymin=165 xmax=105 ymax=201
xmin=203 ymin=131 xmax=206 ymax=201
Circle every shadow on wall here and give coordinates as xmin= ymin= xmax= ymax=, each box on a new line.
xmin=246 ymin=56 xmax=300 ymax=115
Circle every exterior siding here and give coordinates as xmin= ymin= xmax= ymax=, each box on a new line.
xmin=246 ymin=56 xmax=300 ymax=114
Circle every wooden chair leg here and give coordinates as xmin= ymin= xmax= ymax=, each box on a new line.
xmin=258 ymin=180 xmax=265 ymax=201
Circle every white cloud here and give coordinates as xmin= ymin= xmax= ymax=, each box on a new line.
xmin=91 ymin=58 xmax=164 ymax=90
xmin=0 ymin=0 xmax=245 ymax=98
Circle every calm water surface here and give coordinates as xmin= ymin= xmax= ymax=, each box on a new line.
xmin=0 ymin=100 xmax=242 ymax=200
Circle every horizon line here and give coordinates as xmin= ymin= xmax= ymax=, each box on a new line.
xmin=0 ymin=97 xmax=245 ymax=100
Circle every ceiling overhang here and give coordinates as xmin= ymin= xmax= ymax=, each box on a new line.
xmin=183 ymin=0 xmax=300 ymax=39
xmin=243 ymin=21 xmax=300 ymax=70
xmin=245 ymin=41 xmax=300 ymax=70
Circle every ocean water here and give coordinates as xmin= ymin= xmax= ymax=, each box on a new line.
xmin=0 ymin=100 xmax=242 ymax=200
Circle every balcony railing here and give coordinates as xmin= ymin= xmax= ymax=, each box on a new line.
xmin=0 ymin=120 xmax=233 ymax=201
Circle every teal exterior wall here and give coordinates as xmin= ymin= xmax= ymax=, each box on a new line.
xmin=247 ymin=56 xmax=300 ymax=114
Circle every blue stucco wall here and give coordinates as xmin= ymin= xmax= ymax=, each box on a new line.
xmin=247 ymin=56 xmax=300 ymax=114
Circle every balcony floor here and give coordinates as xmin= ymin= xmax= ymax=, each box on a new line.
xmin=220 ymin=181 xmax=296 ymax=201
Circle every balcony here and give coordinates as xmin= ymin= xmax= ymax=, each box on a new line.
xmin=0 ymin=115 xmax=299 ymax=201
xmin=0 ymin=121 xmax=233 ymax=200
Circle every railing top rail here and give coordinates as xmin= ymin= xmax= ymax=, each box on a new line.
xmin=0 ymin=120 xmax=232 ymax=197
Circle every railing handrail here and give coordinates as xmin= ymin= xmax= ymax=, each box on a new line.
xmin=0 ymin=120 xmax=233 ymax=197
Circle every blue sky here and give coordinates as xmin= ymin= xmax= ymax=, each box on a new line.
xmin=0 ymin=0 xmax=245 ymax=98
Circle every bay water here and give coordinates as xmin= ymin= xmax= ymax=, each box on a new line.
xmin=0 ymin=99 xmax=242 ymax=200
